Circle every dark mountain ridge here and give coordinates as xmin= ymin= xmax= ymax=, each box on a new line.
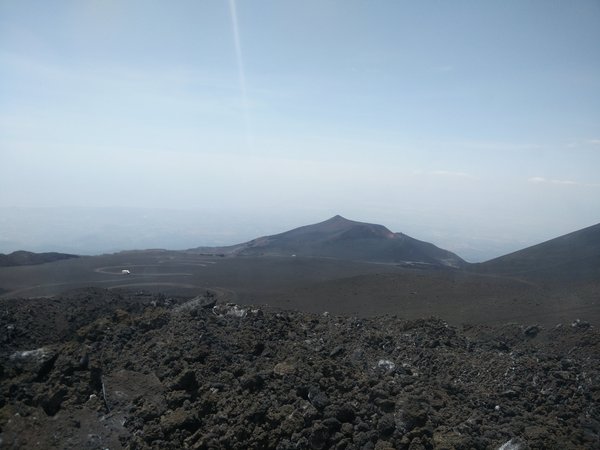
xmin=474 ymin=222 xmax=600 ymax=282
xmin=0 ymin=250 xmax=78 ymax=267
xmin=191 ymin=215 xmax=465 ymax=268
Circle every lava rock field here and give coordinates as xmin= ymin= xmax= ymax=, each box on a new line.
xmin=1 ymin=288 xmax=599 ymax=449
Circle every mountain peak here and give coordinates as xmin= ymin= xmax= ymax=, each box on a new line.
xmin=328 ymin=215 xmax=350 ymax=222
xmin=203 ymin=216 xmax=465 ymax=267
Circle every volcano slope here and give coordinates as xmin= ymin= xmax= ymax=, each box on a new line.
xmin=0 ymin=250 xmax=78 ymax=267
xmin=473 ymin=222 xmax=600 ymax=284
xmin=191 ymin=215 xmax=465 ymax=268
xmin=1 ymin=288 xmax=599 ymax=449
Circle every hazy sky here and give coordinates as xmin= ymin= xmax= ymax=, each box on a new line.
xmin=1 ymin=1 xmax=599 ymax=259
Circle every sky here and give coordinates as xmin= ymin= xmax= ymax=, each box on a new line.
xmin=1 ymin=0 xmax=599 ymax=261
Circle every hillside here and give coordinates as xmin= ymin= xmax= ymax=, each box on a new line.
xmin=192 ymin=215 xmax=465 ymax=268
xmin=0 ymin=250 xmax=78 ymax=267
xmin=474 ymin=222 xmax=600 ymax=282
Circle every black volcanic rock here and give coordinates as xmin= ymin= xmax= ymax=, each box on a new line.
xmin=0 ymin=288 xmax=598 ymax=449
xmin=0 ymin=250 xmax=78 ymax=267
xmin=193 ymin=216 xmax=465 ymax=268
xmin=474 ymin=222 xmax=600 ymax=281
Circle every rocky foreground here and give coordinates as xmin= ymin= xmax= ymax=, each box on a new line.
xmin=1 ymin=288 xmax=599 ymax=449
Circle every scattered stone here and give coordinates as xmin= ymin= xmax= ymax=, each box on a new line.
xmin=335 ymin=404 xmax=356 ymax=423
xmin=377 ymin=413 xmax=396 ymax=437
xmin=309 ymin=424 xmax=328 ymax=449
xmin=523 ymin=325 xmax=540 ymax=337
xmin=308 ymin=387 xmax=330 ymax=410
xmin=170 ymin=369 xmax=198 ymax=393
xmin=174 ymin=294 xmax=217 ymax=312
xmin=329 ymin=346 xmax=344 ymax=357
xmin=160 ymin=407 xmax=199 ymax=434
xmin=497 ymin=437 xmax=524 ymax=450
xmin=78 ymin=353 xmax=89 ymax=370
xmin=213 ymin=303 xmax=247 ymax=318
xmin=273 ymin=362 xmax=296 ymax=376
xmin=376 ymin=359 xmax=396 ymax=372
xmin=571 ymin=319 xmax=591 ymax=329
xmin=40 ymin=387 xmax=67 ymax=416
xmin=323 ymin=417 xmax=342 ymax=432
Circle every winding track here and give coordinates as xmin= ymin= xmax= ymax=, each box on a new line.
xmin=1 ymin=260 xmax=220 ymax=298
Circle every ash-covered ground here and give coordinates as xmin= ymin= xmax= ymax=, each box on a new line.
xmin=1 ymin=288 xmax=599 ymax=449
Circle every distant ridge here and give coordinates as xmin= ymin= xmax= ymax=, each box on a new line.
xmin=0 ymin=250 xmax=79 ymax=267
xmin=474 ymin=222 xmax=600 ymax=282
xmin=192 ymin=215 xmax=465 ymax=268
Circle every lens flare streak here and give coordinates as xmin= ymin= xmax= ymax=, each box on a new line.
xmin=229 ymin=0 xmax=252 ymax=147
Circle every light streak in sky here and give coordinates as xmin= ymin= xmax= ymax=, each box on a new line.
xmin=228 ymin=0 xmax=253 ymax=147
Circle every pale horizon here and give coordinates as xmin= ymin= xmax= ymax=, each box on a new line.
xmin=1 ymin=1 xmax=599 ymax=261
xmin=0 ymin=205 xmax=597 ymax=263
